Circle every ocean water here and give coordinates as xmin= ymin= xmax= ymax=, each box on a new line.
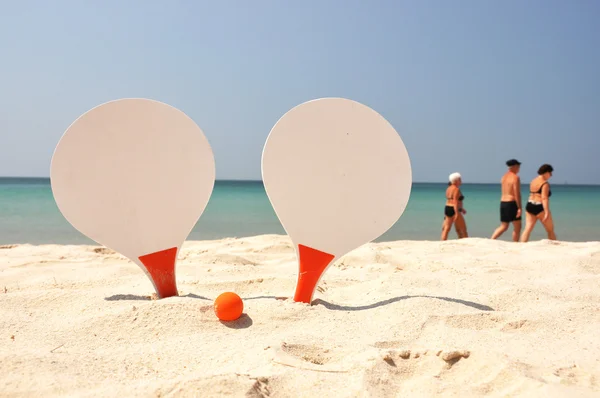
xmin=1 ymin=178 xmax=599 ymax=245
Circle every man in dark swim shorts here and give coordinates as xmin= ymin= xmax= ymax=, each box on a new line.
xmin=500 ymin=200 xmax=520 ymax=222
xmin=491 ymin=159 xmax=522 ymax=241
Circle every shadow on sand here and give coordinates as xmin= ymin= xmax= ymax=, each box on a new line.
xmin=104 ymin=293 xmax=211 ymax=301
xmin=104 ymin=294 xmax=492 ymax=312
xmin=243 ymin=295 xmax=288 ymax=301
xmin=219 ymin=313 xmax=253 ymax=329
xmin=312 ymin=295 xmax=494 ymax=311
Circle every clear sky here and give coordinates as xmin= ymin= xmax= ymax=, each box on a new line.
xmin=1 ymin=1 xmax=598 ymax=184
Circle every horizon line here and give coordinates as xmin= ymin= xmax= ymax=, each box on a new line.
xmin=0 ymin=176 xmax=598 ymax=187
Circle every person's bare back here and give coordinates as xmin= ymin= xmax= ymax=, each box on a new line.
xmin=501 ymin=171 xmax=520 ymax=202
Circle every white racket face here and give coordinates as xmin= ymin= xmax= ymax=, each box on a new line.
xmin=51 ymin=98 xmax=215 ymax=264
xmin=262 ymin=97 xmax=412 ymax=259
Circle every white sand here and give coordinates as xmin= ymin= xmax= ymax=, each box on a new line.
xmin=1 ymin=235 xmax=600 ymax=397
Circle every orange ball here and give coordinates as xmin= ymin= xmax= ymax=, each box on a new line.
xmin=214 ymin=292 xmax=243 ymax=321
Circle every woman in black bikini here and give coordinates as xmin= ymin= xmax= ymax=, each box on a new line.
xmin=520 ymin=164 xmax=557 ymax=242
xmin=441 ymin=172 xmax=468 ymax=240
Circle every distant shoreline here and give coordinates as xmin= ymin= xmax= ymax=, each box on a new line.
xmin=1 ymin=176 xmax=598 ymax=187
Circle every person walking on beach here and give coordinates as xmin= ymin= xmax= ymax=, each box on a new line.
xmin=520 ymin=164 xmax=557 ymax=242
xmin=491 ymin=159 xmax=522 ymax=241
xmin=441 ymin=172 xmax=468 ymax=240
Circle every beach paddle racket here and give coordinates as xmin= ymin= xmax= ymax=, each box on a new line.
xmin=261 ymin=97 xmax=412 ymax=303
xmin=50 ymin=98 xmax=215 ymax=298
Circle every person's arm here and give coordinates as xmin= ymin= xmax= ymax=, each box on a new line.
xmin=542 ymin=183 xmax=551 ymax=219
xmin=514 ymin=177 xmax=522 ymax=215
xmin=453 ymin=189 xmax=460 ymax=219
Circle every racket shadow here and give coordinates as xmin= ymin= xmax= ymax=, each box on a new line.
xmin=104 ymin=293 xmax=210 ymax=301
xmin=244 ymin=295 xmax=288 ymax=301
xmin=312 ymin=296 xmax=494 ymax=312
xmin=104 ymin=294 xmax=151 ymax=301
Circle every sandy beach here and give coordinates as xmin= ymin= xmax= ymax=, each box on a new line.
xmin=1 ymin=235 xmax=599 ymax=397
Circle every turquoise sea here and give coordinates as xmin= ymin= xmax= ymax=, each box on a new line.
xmin=1 ymin=178 xmax=599 ymax=245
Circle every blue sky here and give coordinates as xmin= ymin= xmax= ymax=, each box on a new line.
xmin=1 ymin=1 xmax=598 ymax=184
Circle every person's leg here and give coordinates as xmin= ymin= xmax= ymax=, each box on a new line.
xmin=540 ymin=212 xmax=557 ymax=240
xmin=520 ymin=212 xmax=537 ymax=242
xmin=455 ymin=214 xmax=468 ymax=238
xmin=493 ymin=202 xmax=510 ymax=239
xmin=511 ymin=220 xmax=522 ymax=242
xmin=491 ymin=222 xmax=509 ymax=239
xmin=441 ymin=217 xmax=453 ymax=240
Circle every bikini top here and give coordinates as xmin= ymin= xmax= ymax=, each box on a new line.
xmin=531 ymin=182 xmax=552 ymax=197
xmin=447 ymin=188 xmax=465 ymax=201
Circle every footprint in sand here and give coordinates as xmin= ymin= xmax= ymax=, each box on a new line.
xmin=440 ymin=313 xmax=530 ymax=332
xmin=553 ymin=365 xmax=598 ymax=388
xmin=379 ymin=348 xmax=470 ymax=367
xmin=436 ymin=349 xmax=471 ymax=366
xmin=361 ymin=348 xmax=471 ymax=396
xmin=501 ymin=319 xmax=528 ymax=331
xmin=441 ymin=313 xmax=502 ymax=330
xmin=281 ymin=343 xmax=333 ymax=365
xmin=247 ymin=377 xmax=271 ymax=398
xmin=272 ymin=342 xmax=351 ymax=372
